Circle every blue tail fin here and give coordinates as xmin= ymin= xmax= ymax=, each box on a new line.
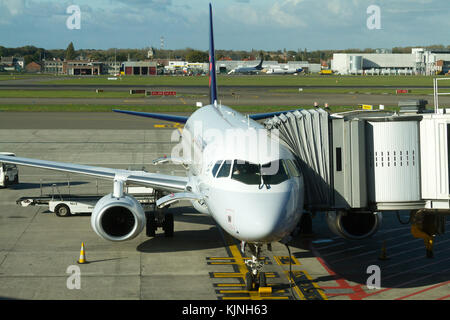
xmin=209 ymin=3 xmax=218 ymax=105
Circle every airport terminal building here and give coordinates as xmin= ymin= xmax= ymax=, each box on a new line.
xmin=332 ymin=48 xmax=450 ymax=75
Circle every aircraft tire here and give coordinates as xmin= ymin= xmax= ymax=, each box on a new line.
xmin=163 ymin=213 xmax=174 ymax=237
xmin=258 ymin=272 xmax=267 ymax=288
xmin=146 ymin=212 xmax=156 ymax=237
xmin=245 ymin=272 xmax=253 ymax=291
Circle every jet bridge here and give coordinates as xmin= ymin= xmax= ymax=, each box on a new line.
xmin=264 ymin=99 xmax=450 ymax=252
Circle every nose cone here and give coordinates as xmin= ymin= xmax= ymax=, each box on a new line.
xmin=235 ymin=190 xmax=300 ymax=243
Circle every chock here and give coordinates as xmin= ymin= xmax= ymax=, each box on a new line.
xmin=378 ymin=240 xmax=389 ymax=261
xmin=258 ymin=286 xmax=272 ymax=296
xmin=77 ymin=242 xmax=88 ymax=264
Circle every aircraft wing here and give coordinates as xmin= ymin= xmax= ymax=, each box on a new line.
xmin=112 ymin=108 xmax=302 ymax=123
xmin=249 ymin=109 xmax=301 ymax=121
xmin=113 ymin=109 xmax=188 ymax=124
xmin=0 ymin=155 xmax=187 ymax=193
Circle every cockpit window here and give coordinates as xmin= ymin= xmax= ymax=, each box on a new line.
xmin=217 ymin=160 xmax=232 ymax=178
xmin=285 ymin=159 xmax=301 ymax=177
xmin=231 ymin=160 xmax=261 ymax=185
xmin=230 ymin=159 xmax=291 ymax=185
xmin=212 ymin=160 xmax=222 ymax=177
xmin=261 ymin=160 xmax=289 ymax=185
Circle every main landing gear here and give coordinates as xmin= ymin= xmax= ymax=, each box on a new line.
xmin=146 ymin=191 xmax=174 ymax=238
xmin=243 ymin=243 xmax=267 ymax=291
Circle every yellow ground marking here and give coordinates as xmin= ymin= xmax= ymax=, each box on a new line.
xmin=274 ymin=255 xmax=301 ymax=266
xmin=284 ymin=270 xmax=328 ymax=300
xmin=212 ymin=272 xmax=276 ymax=278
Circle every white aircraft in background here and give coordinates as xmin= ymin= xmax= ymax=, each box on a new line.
xmin=266 ymin=66 xmax=303 ymax=75
xmin=0 ymin=4 xmax=304 ymax=290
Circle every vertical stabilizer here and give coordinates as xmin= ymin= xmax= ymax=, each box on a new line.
xmin=209 ymin=3 xmax=218 ymax=105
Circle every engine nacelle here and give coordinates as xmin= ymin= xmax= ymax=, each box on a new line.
xmin=91 ymin=193 xmax=146 ymax=242
xmin=326 ymin=210 xmax=382 ymax=240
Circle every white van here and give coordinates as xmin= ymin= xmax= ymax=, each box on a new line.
xmin=0 ymin=153 xmax=19 ymax=187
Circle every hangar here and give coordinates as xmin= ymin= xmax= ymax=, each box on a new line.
xmin=332 ymin=48 xmax=450 ymax=76
xmin=122 ymin=61 xmax=157 ymax=76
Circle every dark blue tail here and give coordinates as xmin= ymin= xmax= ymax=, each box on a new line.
xmin=209 ymin=3 xmax=218 ymax=105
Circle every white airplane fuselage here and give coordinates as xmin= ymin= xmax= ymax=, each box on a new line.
xmin=180 ymin=104 xmax=304 ymax=244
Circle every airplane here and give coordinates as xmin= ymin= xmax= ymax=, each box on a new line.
xmin=0 ymin=4 xmax=304 ymax=290
xmin=231 ymin=57 xmax=264 ymax=74
xmin=266 ymin=66 xmax=303 ymax=75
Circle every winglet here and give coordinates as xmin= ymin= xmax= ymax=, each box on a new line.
xmin=209 ymin=3 xmax=218 ymax=105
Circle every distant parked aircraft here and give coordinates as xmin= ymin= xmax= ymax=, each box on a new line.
xmin=231 ymin=58 xmax=264 ymax=74
xmin=266 ymin=66 xmax=303 ymax=75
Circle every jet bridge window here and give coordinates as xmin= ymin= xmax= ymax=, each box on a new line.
xmin=261 ymin=160 xmax=289 ymax=185
xmin=231 ymin=160 xmax=261 ymax=185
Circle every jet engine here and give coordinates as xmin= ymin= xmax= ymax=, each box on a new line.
xmin=326 ymin=210 xmax=382 ymax=240
xmin=91 ymin=194 xmax=146 ymax=241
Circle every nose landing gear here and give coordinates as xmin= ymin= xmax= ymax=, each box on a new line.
xmin=244 ymin=243 xmax=267 ymax=291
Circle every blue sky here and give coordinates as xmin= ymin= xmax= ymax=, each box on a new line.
xmin=0 ymin=0 xmax=449 ymax=51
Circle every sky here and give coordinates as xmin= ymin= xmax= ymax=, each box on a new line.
xmin=0 ymin=0 xmax=449 ymax=51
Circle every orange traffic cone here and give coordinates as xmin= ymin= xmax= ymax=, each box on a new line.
xmin=77 ymin=242 xmax=87 ymax=264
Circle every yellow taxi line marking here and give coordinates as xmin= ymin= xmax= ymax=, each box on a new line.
xmin=212 ymin=272 xmax=276 ymax=278
xmin=283 ymin=270 xmax=328 ymax=300
xmin=218 ymin=289 xmax=286 ymax=294
xmin=274 ymin=255 xmax=301 ymax=266
xmin=302 ymin=270 xmax=328 ymax=300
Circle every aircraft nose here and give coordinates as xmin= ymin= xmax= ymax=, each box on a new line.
xmin=236 ymin=191 xmax=295 ymax=243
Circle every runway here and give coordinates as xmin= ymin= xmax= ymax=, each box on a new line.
xmin=1 ymin=80 xmax=448 ymax=108
xmin=1 ymin=122 xmax=449 ymax=300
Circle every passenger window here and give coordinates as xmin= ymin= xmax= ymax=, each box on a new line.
xmin=261 ymin=160 xmax=289 ymax=185
xmin=231 ymin=160 xmax=261 ymax=185
xmin=217 ymin=160 xmax=232 ymax=178
xmin=212 ymin=160 xmax=223 ymax=177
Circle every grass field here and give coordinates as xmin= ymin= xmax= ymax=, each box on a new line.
xmin=38 ymin=74 xmax=442 ymax=87
xmin=0 ymin=90 xmax=146 ymax=99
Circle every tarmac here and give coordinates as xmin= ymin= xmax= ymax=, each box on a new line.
xmin=0 ymin=116 xmax=449 ymax=300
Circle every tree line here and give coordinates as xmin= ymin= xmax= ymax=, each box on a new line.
xmin=2 ymin=42 xmax=450 ymax=66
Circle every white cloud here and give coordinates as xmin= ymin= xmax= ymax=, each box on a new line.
xmin=3 ymin=0 xmax=25 ymax=16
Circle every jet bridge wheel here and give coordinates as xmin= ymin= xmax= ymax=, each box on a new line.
xmin=55 ymin=204 xmax=71 ymax=217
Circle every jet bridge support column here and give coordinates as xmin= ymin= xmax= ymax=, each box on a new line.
xmin=410 ymin=209 xmax=447 ymax=258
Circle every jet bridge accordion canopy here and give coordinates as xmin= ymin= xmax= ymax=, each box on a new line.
xmin=264 ymin=109 xmax=332 ymax=207
xmin=266 ymin=107 xmax=450 ymax=212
